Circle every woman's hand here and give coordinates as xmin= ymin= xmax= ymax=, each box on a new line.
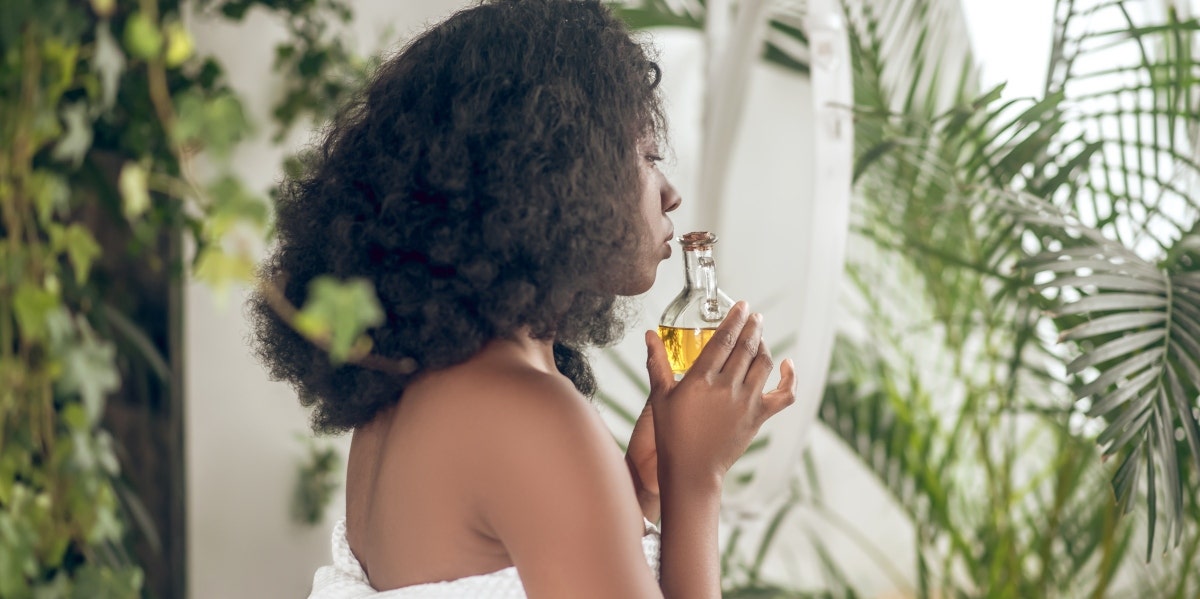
xmin=645 ymin=301 xmax=797 ymax=493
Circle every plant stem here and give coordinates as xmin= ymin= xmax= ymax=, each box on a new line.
xmin=1090 ymin=497 xmax=1118 ymax=599
xmin=5 ymin=26 xmax=39 ymax=256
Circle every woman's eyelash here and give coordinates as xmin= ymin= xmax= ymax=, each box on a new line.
xmin=646 ymin=154 xmax=663 ymax=163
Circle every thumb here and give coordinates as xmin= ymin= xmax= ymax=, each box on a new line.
xmin=644 ymin=330 xmax=674 ymax=396
xmin=761 ymin=358 xmax=798 ymax=418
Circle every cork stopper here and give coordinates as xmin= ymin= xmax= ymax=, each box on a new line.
xmin=678 ymin=231 xmax=718 ymax=250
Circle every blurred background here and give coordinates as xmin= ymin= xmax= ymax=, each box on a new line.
xmin=3 ymin=0 xmax=1200 ymax=597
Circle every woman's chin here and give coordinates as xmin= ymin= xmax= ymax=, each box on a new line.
xmin=612 ymin=274 xmax=655 ymax=297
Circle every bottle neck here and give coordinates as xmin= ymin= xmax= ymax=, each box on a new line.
xmin=683 ymin=246 xmax=723 ymax=322
xmin=683 ymin=247 xmax=717 ymax=290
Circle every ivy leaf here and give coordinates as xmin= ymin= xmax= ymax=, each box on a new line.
xmin=70 ymin=428 xmax=120 ymax=484
xmin=44 ymin=306 xmax=76 ymax=349
xmin=92 ymin=21 xmax=125 ymax=111
xmin=89 ymin=0 xmax=115 ymax=18
xmin=118 ymin=163 xmax=150 ymax=221
xmin=69 ymin=564 xmax=143 ymax=599
xmin=12 ymin=282 xmax=58 ymax=342
xmin=51 ymin=224 xmax=101 ymax=285
xmin=61 ymin=404 xmax=89 ymax=433
xmin=163 ymin=22 xmax=194 ymax=67
xmin=206 ymin=175 xmax=269 ymax=237
xmin=0 ymin=499 xmax=39 ymax=597
xmin=290 ymin=436 xmax=341 ymax=525
xmin=77 ymin=485 xmax=120 ymax=547
xmin=29 ymin=170 xmax=70 ymax=226
xmin=31 ymin=107 xmax=62 ymax=150
xmin=56 ymin=318 xmax=120 ymax=425
xmin=41 ymin=38 xmax=80 ymax=104
xmin=123 ymin=12 xmax=161 ymax=61
xmin=51 ymin=102 xmax=93 ymax=166
xmin=192 ymin=246 xmax=256 ymax=294
xmin=294 ymin=277 xmax=385 ymax=364
xmin=93 ymin=430 xmax=120 ymax=475
xmin=173 ymin=90 xmax=250 ymax=157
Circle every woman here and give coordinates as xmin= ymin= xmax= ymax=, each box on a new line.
xmin=250 ymin=0 xmax=796 ymax=596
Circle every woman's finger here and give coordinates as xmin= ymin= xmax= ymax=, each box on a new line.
xmin=743 ymin=338 xmax=774 ymax=392
xmin=719 ymin=312 xmax=763 ymax=380
xmin=644 ymin=330 xmax=675 ymax=398
xmin=760 ymin=357 xmax=797 ymax=418
xmin=688 ymin=301 xmax=750 ymax=375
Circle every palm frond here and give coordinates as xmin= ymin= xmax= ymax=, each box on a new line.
xmin=1013 ymin=194 xmax=1200 ymax=557
xmin=609 ymin=0 xmax=811 ymax=73
xmin=1046 ymin=0 xmax=1200 ymax=250
xmin=819 ymin=337 xmax=968 ymax=564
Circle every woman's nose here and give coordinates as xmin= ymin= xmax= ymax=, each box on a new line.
xmin=662 ymin=178 xmax=681 ymax=213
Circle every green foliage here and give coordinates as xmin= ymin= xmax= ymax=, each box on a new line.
xmin=608 ymin=0 xmax=810 ymax=74
xmin=290 ymin=436 xmax=341 ymax=526
xmin=0 ymin=0 xmax=375 ymax=594
xmin=212 ymin=0 xmax=372 ymax=140
xmin=1015 ymin=203 xmax=1200 ymax=555
xmin=171 ymin=89 xmax=250 ymax=157
xmin=845 ymin=0 xmax=1200 ymax=594
xmin=294 ymin=277 xmax=385 ymax=365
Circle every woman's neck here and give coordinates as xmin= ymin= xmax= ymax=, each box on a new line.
xmin=483 ymin=328 xmax=558 ymax=374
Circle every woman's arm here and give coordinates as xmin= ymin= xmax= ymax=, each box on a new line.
xmin=469 ymin=372 xmax=665 ymax=598
xmin=645 ymin=303 xmax=798 ymax=599
xmin=625 ymin=401 xmax=661 ymax=523
xmin=469 ymin=302 xmax=793 ymax=598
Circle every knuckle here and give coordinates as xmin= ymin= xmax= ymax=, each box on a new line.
xmin=758 ymin=353 xmax=774 ymax=371
xmin=719 ymin=331 xmax=738 ymax=350
xmin=742 ymin=336 xmax=759 ymax=355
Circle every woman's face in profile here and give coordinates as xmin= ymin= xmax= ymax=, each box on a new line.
xmin=617 ymin=137 xmax=681 ymax=296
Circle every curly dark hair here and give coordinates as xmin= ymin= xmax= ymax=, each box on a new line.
xmin=248 ymin=0 xmax=666 ymax=434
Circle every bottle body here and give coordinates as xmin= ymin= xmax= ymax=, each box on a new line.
xmin=658 ymin=232 xmax=734 ymax=376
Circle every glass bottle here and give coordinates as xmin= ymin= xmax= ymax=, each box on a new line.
xmin=658 ymin=231 xmax=735 ymax=376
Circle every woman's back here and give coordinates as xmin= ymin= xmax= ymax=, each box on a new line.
xmin=344 ymin=336 xmax=647 ymax=591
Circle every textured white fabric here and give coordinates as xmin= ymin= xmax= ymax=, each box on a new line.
xmin=308 ymin=518 xmax=661 ymax=598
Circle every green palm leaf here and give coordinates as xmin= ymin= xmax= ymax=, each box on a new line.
xmin=852 ymin=0 xmax=1200 ymax=563
xmin=1016 ymin=201 xmax=1200 ymax=557
xmin=608 ymin=0 xmax=811 ymax=73
xmin=859 ymin=0 xmax=1200 ymax=590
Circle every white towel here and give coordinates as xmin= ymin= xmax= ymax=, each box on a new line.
xmin=308 ymin=519 xmax=661 ymax=598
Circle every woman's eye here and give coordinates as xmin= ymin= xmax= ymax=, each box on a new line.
xmin=645 ymin=154 xmax=663 ymax=165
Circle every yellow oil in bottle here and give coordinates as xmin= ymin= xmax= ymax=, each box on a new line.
xmin=657 ymin=325 xmax=717 ymax=375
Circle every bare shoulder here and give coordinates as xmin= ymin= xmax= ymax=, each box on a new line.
xmin=422 ymin=360 xmax=623 ymax=495
xmin=407 ymin=356 xmax=658 ymax=596
xmin=397 ymin=353 xmax=624 ymax=498
xmin=409 ymin=357 xmax=604 ymax=445
xmin=468 ymin=365 xmax=608 ymax=448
